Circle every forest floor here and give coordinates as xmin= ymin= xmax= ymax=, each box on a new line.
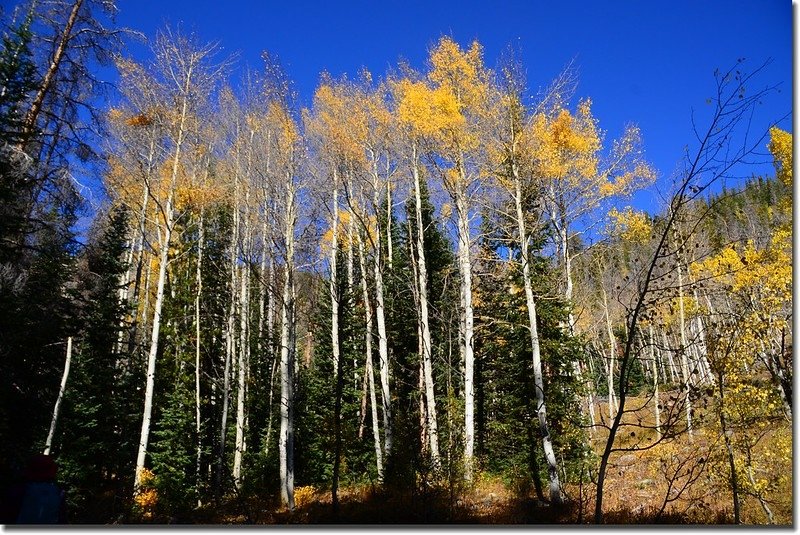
xmin=137 ymin=396 xmax=791 ymax=525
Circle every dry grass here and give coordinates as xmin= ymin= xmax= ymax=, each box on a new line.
xmin=157 ymin=393 xmax=791 ymax=525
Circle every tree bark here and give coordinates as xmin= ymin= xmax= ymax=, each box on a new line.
xmin=372 ymin=171 xmax=392 ymax=461
xmin=194 ymin=211 xmax=204 ymax=505
xmin=44 ymin=336 xmax=72 ymax=455
xmin=19 ymin=0 xmax=83 ymax=146
xmin=601 ymin=285 xmax=618 ymax=418
xmin=454 ymin=187 xmax=475 ymax=481
xmin=134 ymin=65 xmax=191 ymax=488
xmin=411 ymin=144 xmax=439 ymax=466
xmin=278 ymin=172 xmax=296 ymax=510
xmin=358 ymin=229 xmax=383 ymax=478
xmin=676 ymin=254 xmax=693 ymax=439
xmin=513 ymin=174 xmax=563 ymax=504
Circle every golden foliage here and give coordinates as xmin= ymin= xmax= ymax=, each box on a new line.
xmin=428 ymin=37 xmax=487 ymax=110
xmin=395 ymin=79 xmax=464 ymax=138
xmin=608 ymin=206 xmax=652 ymax=244
xmin=768 ymin=126 xmax=792 ymax=191
xmin=308 ymin=81 xmax=368 ymax=164
xmin=529 ymin=99 xmax=600 ymax=184
xmin=134 ymin=468 xmax=158 ymax=520
xmin=293 ymin=486 xmax=317 ymax=508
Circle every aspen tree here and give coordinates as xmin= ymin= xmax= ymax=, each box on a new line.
xmin=43 ymin=336 xmax=72 ymax=455
xmin=530 ymin=95 xmax=654 ymax=333
xmin=489 ymin=65 xmax=567 ymax=502
xmin=132 ymin=30 xmax=224 ymax=492
xmin=423 ymin=37 xmax=491 ymax=479
xmin=357 ymin=226 xmax=383 ymax=478
xmin=351 ymin=77 xmax=395 ymax=461
xmin=264 ymin=97 xmax=300 ymax=510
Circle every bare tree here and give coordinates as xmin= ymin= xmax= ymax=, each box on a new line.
xmin=593 ymin=62 xmax=783 ymax=523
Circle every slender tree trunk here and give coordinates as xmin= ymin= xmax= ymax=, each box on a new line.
xmin=408 ymin=220 xmax=428 ymax=454
xmin=454 ymin=187 xmax=475 ymax=481
xmin=263 ymin=356 xmax=278 ymax=457
xmin=126 ymin=135 xmax=156 ymax=355
xmin=330 ymin=169 xmax=341 ymax=379
xmin=649 ymin=325 xmax=661 ymax=439
xmin=233 ymin=260 xmax=250 ymax=489
xmin=258 ymin=221 xmax=268 ymax=354
xmin=358 ymin=230 xmax=383 ymax=478
xmin=411 ymin=144 xmax=439 ymax=466
xmin=278 ymin=174 xmax=296 ymax=510
xmin=331 ymin=328 xmax=345 ymax=517
xmin=373 ymin=177 xmax=392 ymax=461
xmin=194 ymin=212 xmax=205 ymax=506
xmin=44 ymin=336 xmax=72 ymax=455
xmin=662 ymin=331 xmax=677 ymax=383
xmin=135 ymin=202 xmax=174 ymax=490
xmin=601 ymin=285 xmax=618 ymax=418
xmin=19 ymin=0 xmax=83 ymax=146
xmin=134 ymin=84 xmax=188 ymax=487
xmin=329 ymin=168 xmax=344 ymax=510
xmin=676 ymin=257 xmax=693 ymax=439
xmin=218 ymin=186 xmax=240 ymax=495
xmin=514 ymin=176 xmax=563 ymax=504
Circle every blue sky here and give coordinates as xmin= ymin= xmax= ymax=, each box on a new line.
xmin=111 ymin=0 xmax=793 ymax=215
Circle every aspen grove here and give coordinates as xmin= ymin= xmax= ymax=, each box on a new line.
xmin=0 ymin=8 xmax=791 ymax=525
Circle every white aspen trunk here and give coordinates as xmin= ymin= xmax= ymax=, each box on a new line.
xmin=655 ymin=329 xmax=667 ymax=383
xmin=346 ymin=172 xmax=359 ymax=394
xmin=358 ymin=231 xmax=383 ymax=478
xmin=263 ymin=356 xmax=278 ymax=457
xmin=407 ymin=218 xmax=427 ymax=453
xmin=330 ymin=169 xmax=341 ymax=380
xmin=234 ymin=148 xmax=253 ymax=488
xmin=514 ymin=176 xmax=563 ymax=504
xmin=44 ymin=336 xmax=72 ymax=455
xmin=346 ymin=175 xmax=355 ymax=295
xmin=118 ymin=135 xmax=156 ymax=356
xmin=418 ymin=340 xmax=428 ymax=454
xmin=218 ymin=192 xmax=239 ymax=492
xmin=411 ymin=144 xmax=439 ymax=466
xmin=601 ymin=285 xmax=618 ymax=418
xmin=676 ymin=257 xmax=693 ymax=439
xmin=194 ymin=211 xmax=204 ymax=506
xmin=358 ymin=365 xmax=369 ymax=439
xmin=662 ymin=331 xmax=678 ymax=383
xmin=135 ymin=65 xmax=191 ymax=487
xmin=454 ymin=186 xmax=475 ymax=481
xmin=233 ymin=260 xmax=250 ymax=489
xmin=692 ymin=288 xmax=714 ymax=386
xmin=258 ymin=219 xmax=268 ymax=355
xmin=135 ymin=204 xmax=173 ymax=489
xmin=372 ymin=172 xmax=392 ymax=460
xmin=649 ymin=325 xmax=661 ymax=439
xmin=585 ymin=361 xmax=597 ymax=436
xmin=116 ymin=234 xmax=135 ymax=355
xmin=267 ymin=256 xmax=275 ymax=358
xmin=559 ymin=215 xmax=576 ymax=332
xmin=279 ymin=172 xmax=296 ymax=510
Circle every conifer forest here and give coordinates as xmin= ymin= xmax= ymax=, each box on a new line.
xmin=0 ymin=0 xmax=792 ymax=525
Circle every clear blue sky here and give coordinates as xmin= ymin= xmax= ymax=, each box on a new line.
xmin=112 ymin=0 xmax=793 ymax=214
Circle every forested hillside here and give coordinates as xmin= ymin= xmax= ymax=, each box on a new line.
xmin=0 ymin=1 xmax=791 ymax=525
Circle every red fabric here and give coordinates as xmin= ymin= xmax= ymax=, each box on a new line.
xmin=24 ymin=454 xmax=57 ymax=482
